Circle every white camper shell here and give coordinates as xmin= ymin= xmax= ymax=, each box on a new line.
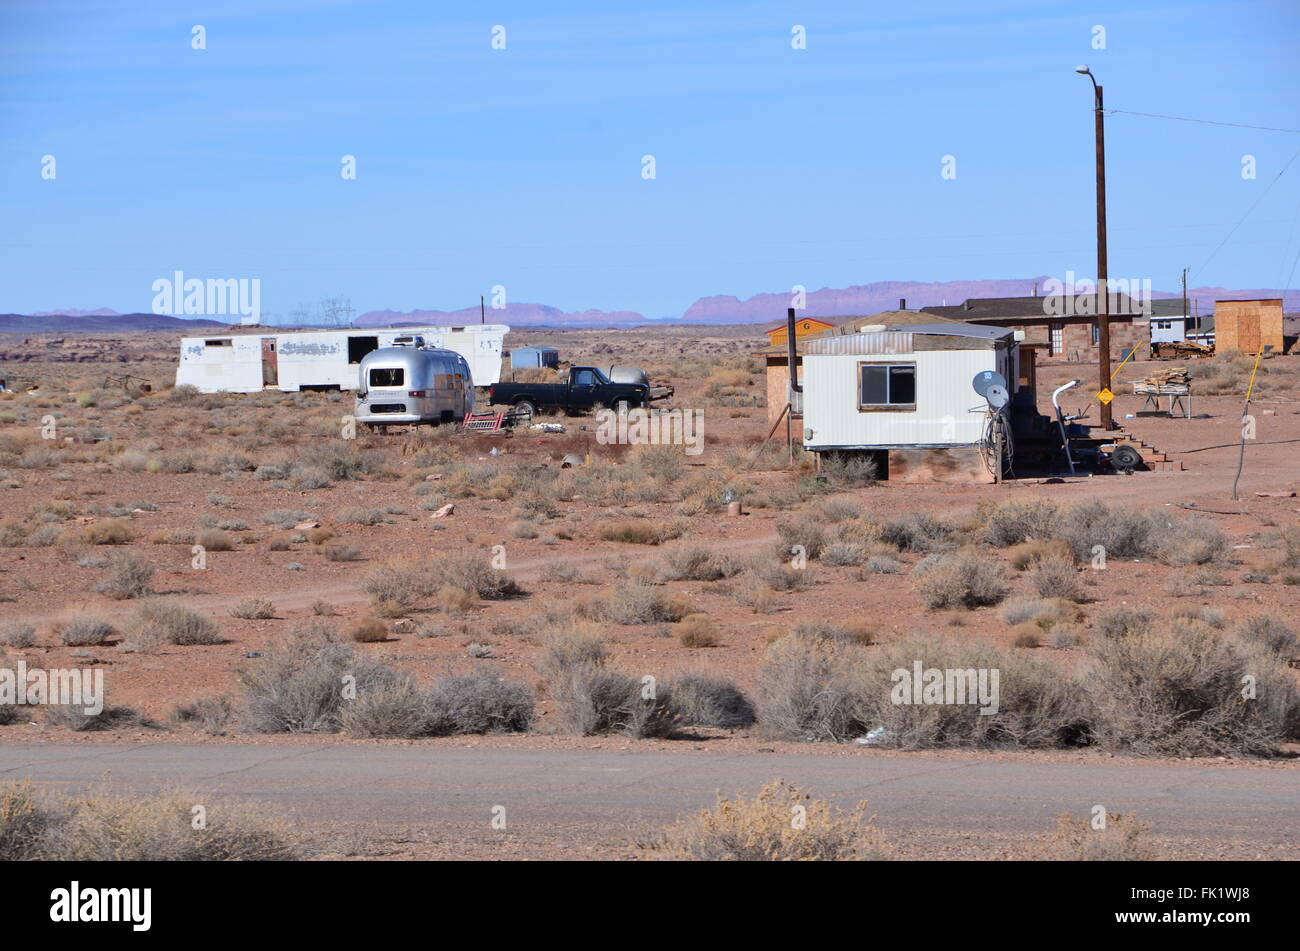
xmin=354 ymin=340 xmax=474 ymax=427
xmin=175 ymin=325 xmax=507 ymax=394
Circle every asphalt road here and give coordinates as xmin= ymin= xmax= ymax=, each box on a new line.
xmin=2 ymin=744 xmax=1297 ymax=857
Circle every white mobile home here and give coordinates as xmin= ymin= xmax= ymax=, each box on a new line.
xmin=176 ymin=325 xmax=508 ymax=394
xmin=800 ymin=323 xmax=1019 ymax=482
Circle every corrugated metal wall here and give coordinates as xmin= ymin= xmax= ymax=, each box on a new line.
xmin=802 ymin=348 xmax=1002 ymax=449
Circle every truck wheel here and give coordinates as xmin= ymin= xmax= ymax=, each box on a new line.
xmin=515 ymin=400 xmax=536 ymax=422
xmin=611 ymin=399 xmax=632 ymax=415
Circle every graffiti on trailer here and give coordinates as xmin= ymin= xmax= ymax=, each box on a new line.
xmin=278 ymin=341 xmax=342 ymax=357
xmin=184 ymin=344 xmax=205 ymax=358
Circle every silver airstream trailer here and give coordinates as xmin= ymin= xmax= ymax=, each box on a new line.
xmin=354 ymin=337 xmax=474 ymax=428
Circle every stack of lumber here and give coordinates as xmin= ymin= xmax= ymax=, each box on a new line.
xmin=1153 ymin=340 xmax=1213 ymax=359
xmin=1140 ymin=366 xmax=1190 ymax=386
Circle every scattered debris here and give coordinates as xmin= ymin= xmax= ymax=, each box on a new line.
xmin=560 ymin=453 xmax=585 ymax=469
xmin=430 ymin=503 xmax=455 ymax=519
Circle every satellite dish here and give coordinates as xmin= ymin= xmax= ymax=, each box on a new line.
xmin=986 ymin=384 xmax=1009 ymax=409
xmin=972 ymin=370 xmax=1007 ymax=398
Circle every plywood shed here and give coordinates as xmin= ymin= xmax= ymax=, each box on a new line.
xmin=1213 ymin=299 xmax=1283 ymax=355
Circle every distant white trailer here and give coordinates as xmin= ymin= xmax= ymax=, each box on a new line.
xmin=175 ymin=325 xmax=508 ymax=394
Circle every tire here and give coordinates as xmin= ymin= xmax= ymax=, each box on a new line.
xmin=1111 ymin=444 xmax=1142 ymax=473
xmin=515 ymin=400 xmax=536 ymax=422
xmin=611 ymin=398 xmax=632 ymax=415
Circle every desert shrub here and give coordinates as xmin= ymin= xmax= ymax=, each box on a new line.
xmin=195 ymin=529 xmax=234 ymax=552
xmin=361 ymin=558 xmax=429 ymax=614
xmin=658 ymin=545 xmax=740 ymax=581
xmin=170 ymin=696 xmax=232 ymax=734
xmin=429 ymin=552 xmax=524 ymax=601
xmin=861 ymin=555 xmax=902 ymax=575
xmin=1148 ymin=512 xmax=1229 ymax=567
xmin=1235 ymin=614 xmax=1298 ymax=656
xmin=1033 ymin=811 xmax=1157 ymax=861
xmin=791 ymin=621 xmax=875 ymax=647
xmin=821 ymin=543 xmax=867 ymax=567
xmin=1012 ymin=625 xmax=1041 ymax=648
xmin=599 ymin=520 xmax=680 ymax=545
xmin=748 ymin=559 xmax=813 ymax=593
xmin=43 ymin=704 xmax=142 ymax=732
xmin=324 ymin=543 xmax=362 ymax=562
xmin=229 ymin=598 xmax=276 ymax=620
xmin=597 ymin=581 xmax=689 ymax=625
xmin=1048 ymin=623 xmax=1083 ymax=649
xmin=879 ymin=512 xmax=954 ymax=553
xmin=0 ymin=781 xmax=55 ymax=860
xmin=80 ymin=519 xmax=133 ymax=545
xmin=94 ymin=552 xmax=154 ymax=600
xmin=984 ymin=500 xmax=1060 ymax=547
xmin=755 ymin=634 xmax=868 ymax=741
xmin=775 ymin=517 xmax=826 ymax=561
xmin=261 ymin=509 xmax=312 ymax=529
xmin=340 ymin=677 xmax=429 ymax=738
xmin=348 ymin=616 xmax=388 ymax=642
xmin=0 ymin=621 xmax=36 ymax=648
xmin=290 ymin=467 xmax=332 ymax=490
xmin=129 ymin=600 xmax=222 ymax=646
xmin=915 ymin=550 xmax=1008 ymax=609
xmin=1008 ymin=538 xmax=1075 ymax=571
xmin=435 ymin=585 xmax=475 ymax=615
xmin=311 ymin=600 xmax=336 ymax=617
xmin=56 ymin=616 xmax=112 ymax=647
xmin=241 ymin=624 xmax=396 ymax=733
xmin=1095 ymin=605 xmax=1153 ymax=639
xmin=638 ymin=780 xmax=891 ymax=861
xmin=818 ymin=453 xmax=879 ymax=488
xmin=535 ymin=625 xmax=674 ymax=737
xmin=25 ymin=784 xmax=297 ymax=861
xmin=425 ymin=668 xmax=535 ymax=735
xmin=1056 ymin=501 xmax=1152 ymax=561
xmin=669 ymin=673 xmax=756 ymax=729
xmin=859 ymin=634 xmax=1091 ymax=750
xmin=677 ymin=613 xmax=720 ymax=647
xmin=337 ymin=507 xmax=388 ymax=526
xmin=1031 ymin=554 xmax=1081 ymax=601
xmin=1086 ymin=625 xmax=1300 ymax=756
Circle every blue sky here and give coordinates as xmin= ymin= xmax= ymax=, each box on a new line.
xmin=2 ymin=0 xmax=1298 ymax=319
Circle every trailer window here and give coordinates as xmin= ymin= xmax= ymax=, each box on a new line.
xmin=858 ymin=363 xmax=915 ymax=410
xmin=204 ymin=339 xmax=232 ymax=347
xmin=347 ymin=336 xmax=379 ymax=364
xmin=369 ymin=367 xmax=403 ymax=387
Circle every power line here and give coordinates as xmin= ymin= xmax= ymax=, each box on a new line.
xmin=1105 ymin=108 xmax=1300 ymax=135
xmin=1191 ymin=145 xmax=1300 ymax=283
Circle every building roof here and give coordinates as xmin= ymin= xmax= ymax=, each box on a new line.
xmin=922 ymin=293 xmax=1149 ymax=322
xmin=759 ymin=309 xmax=967 ymax=356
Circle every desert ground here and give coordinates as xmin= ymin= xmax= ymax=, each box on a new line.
xmin=0 ymin=325 xmax=1298 ymax=860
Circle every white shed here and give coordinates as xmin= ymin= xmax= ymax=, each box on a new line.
xmin=176 ymin=324 xmax=508 ymax=394
xmin=799 ymin=323 xmax=1018 ymax=482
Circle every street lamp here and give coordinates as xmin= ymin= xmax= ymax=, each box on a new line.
xmin=1076 ymin=65 xmax=1113 ymax=429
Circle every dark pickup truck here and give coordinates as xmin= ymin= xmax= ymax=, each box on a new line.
xmin=488 ymin=366 xmax=651 ymax=419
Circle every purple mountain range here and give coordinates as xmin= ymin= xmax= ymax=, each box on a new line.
xmin=11 ymin=279 xmax=1299 ymax=332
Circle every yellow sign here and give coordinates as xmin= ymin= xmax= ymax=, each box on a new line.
xmin=1096 ymin=388 xmax=1114 ymax=405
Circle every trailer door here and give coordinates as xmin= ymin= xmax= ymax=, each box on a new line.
xmin=261 ymin=338 xmax=279 ymax=387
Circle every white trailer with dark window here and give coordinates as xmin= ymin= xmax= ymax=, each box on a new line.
xmin=175 ymin=324 xmax=508 ymax=393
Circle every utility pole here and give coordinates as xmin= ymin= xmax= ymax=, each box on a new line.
xmin=1181 ymin=267 xmax=1189 ymax=331
xmin=480 ymin=295 xmax=485 ymax=325
xmin=1077 ymin=65 xmax=1113 ymax=429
